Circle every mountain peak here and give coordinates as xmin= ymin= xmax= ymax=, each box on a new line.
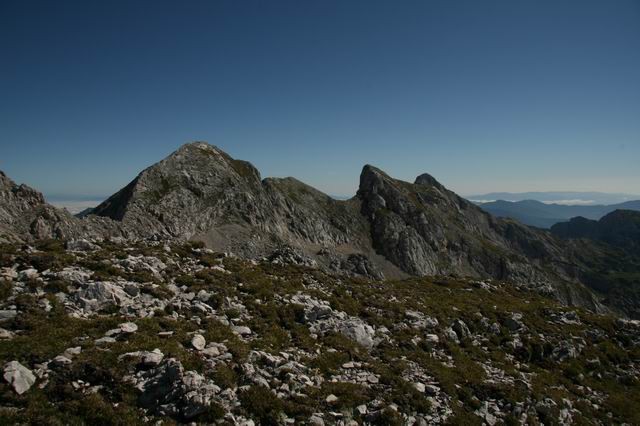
xmin=414 ymin=172 xmax=444 ymax=190
xmin=359 ymin=164 xmax=392 ymax=191
xmin=360 ymin=164 xmax=387 ymax=176
xmin=176 ymin=141 xmax=220 ymax=154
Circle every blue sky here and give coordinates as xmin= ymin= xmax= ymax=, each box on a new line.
xmin=1 ymin=0 xmax=639 ymax=201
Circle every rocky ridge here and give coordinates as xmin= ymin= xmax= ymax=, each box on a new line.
xmin=0 ymin=142 xmax=628 ymax=314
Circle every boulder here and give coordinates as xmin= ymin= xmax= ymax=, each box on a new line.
xmin=119 ymin=322 xmax=138 ymax=333
xmin=18 ymin=268 xmax=38 ymax=281
xmin=338 ymin=321 xmax=375 ymax=349
xmin=0 ymin=328 xmax=15 ymax=339
xmin=76 ymin=282 xmax=131 ymax=311
xmin=66 ymin=239 xmax=99 ymax=252
xmin=120 ymin=349 xmax=164 ymax=367
xmin=504 ymin=313 xmax=525 ymax=332
xmin=191 ymin=334 xmax=206 ymax=351
xmin=451 ymin=319 xmax=471 ymax=339
xmin=0 ymin=310 xmax=17 ymax=322
xmin=137 ymin=358 xmax=221 ymax=419
xmin=231 ymin=325 xmax=252 ymax=336
xmin=3 ymin=361 xmax=36 ymax=394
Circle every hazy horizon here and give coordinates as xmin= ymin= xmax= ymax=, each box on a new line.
xmin=2 ymin=1 xmax=639 ymax=198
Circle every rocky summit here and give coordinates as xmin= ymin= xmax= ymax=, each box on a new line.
xmin=1 ymin=142 xmax=640 ymax=423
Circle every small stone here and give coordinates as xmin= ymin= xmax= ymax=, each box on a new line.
xmin=18 ymin=268 xmax=39 ymax=281
xmin=202 ymin=346 xmax=220 ymax=357
xmin=414 ymin=382 xmax=426 ymax=393
xmin=105 ymin=328 xmax=123 ymax=337
xmin=119 ymin=322 xmax=138 ymax=333
xmin=231 ymin=325 xmax=252 ymax=336
xmin=124 ymin=284 xmax=140 ymax=297
xmin=63 ymin=347 xmax=82 ymax=358
xmin=191 ymin=334 xmax=206 ymax=350
xmin=424 ymin=334 xmax=439 ymax=344
xmin=66 ymin=239 xmax=99 ymax=252
xmin=51 ymin=355 xmax=72 ymax=366
xmin=451 ymin=319 xmax=471 ymax=339
xmin=342 ymin=362 xmax=355 ymax=369
xmin=0 ymin=310 xmax=17 ymax=322
xmin=309 ymin=415 xmax=325 ymax=426
xmin=158 ymin=331 xmax=174 ymax=338
xmin=119 ymin=349 xmax=164 ymax=367
xmin=504 ymin=313 xmax=525 ymax=331
xmin=425 ymin=384 xmax=440 ymax=395
xmin=445 ymin=328 xmax=459 ymax=343
xmin=0 ymin=328 xmax=15 ymax=339
xmin=95 ymin=336 xmax=116 ymax=346
xmin=326 ymin=394 xmax=338 ymax=403
xmin=356 ymin=404 xmax=367 ymax=415
xmin=0 ymin=267 xmax=18 ymax=281
xmin=141 ymin=349 xmax=164 ymax=366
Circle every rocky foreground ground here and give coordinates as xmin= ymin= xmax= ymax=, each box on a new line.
xmin=0 ymin=239 xmax=639 ymax=425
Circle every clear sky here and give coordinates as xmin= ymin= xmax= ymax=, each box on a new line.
xmin=1 ymin=0 xmax=639 ymax=201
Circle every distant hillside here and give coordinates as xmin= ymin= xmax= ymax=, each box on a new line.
xmin=551 ymin=209 xmax=640 ymax=251
xmin=477 ymin=199 xmax=640 ymax=228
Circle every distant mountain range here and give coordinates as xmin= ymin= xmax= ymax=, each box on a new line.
xmin=467 ymin=191 xmax=640 ymax=205
xmin=476 ymin=199 xmax=640 ymax=229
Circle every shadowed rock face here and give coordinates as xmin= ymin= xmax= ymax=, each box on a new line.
xmin=0 ymin=142 xmax=612 ymax=311
xmin=356 ymin=165 xmax=603 ymax=310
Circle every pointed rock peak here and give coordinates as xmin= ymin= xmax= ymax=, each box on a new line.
xmin=361 ymin=164 xmax=386 ymax=177
xmin=414 ymin=172 xmax=445 ymax=190
xmin=359 ymin=164 xmax=386 ymax=191
xmin=359 ymin=164 xmax=393 ymax=188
